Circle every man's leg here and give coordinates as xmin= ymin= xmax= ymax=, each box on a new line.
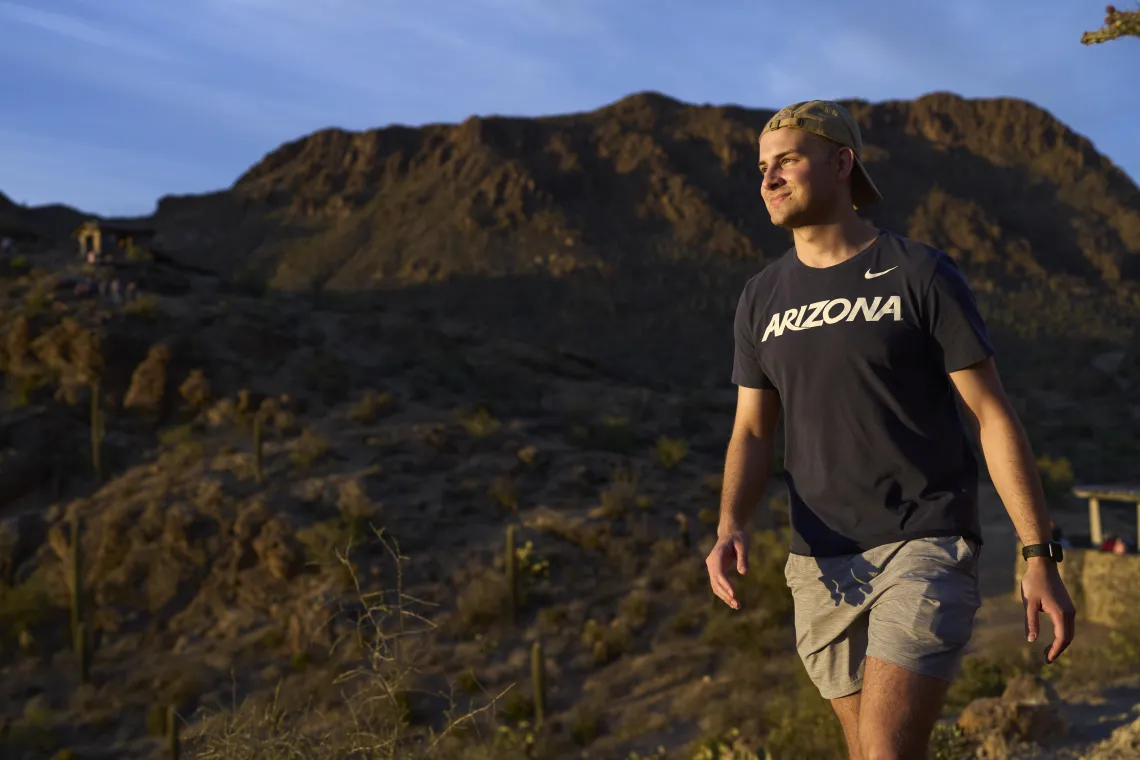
xmin=830 ymin=692 xmax=865 ymax=760
xmin=857 ymin=657 xmax=950 ymax=759
xmin=784 ymin=552 xmax=873 ymax=759
xmin=860 ymin=536 xmax=981 ymax=759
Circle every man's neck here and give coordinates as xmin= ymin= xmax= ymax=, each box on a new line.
xmin=792 ymin=212 xmax=880 ymax=269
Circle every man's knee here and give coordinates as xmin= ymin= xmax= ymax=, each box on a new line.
xmin=863 ymin=751 xmax=897 ymax=760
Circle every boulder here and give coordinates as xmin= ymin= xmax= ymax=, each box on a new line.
xmin=957 ymin=674 xmax=1068 ymax=747
xmin=1082 ymin=713 xmax=1140 ymax=760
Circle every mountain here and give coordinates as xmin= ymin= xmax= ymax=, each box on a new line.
xmin=147 ymin=90 xmax=1140 ymax=289
xmin=6 ymin=91 xmax=1139 ymax=471
xmin=0 ymin=191 xmax=89 ymax=244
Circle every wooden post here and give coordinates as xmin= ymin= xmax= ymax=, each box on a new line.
xmin=1089 ymin=497 xmax=1103 ymax=546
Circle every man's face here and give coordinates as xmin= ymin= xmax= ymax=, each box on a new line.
xmin=757 ymin=128 xmax=848 ymax=228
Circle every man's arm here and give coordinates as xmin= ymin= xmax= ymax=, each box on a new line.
xmin=707 ymin=386 xmax=781 ymax=610
xmin=950 ymin=358 xmax=1051 ymax=546
xmin=718 ymin=386 xmax=782 ymax=536
xmin=950 ymin=357 xmax=1076 ymax=662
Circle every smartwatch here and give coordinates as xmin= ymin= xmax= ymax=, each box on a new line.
xmin=1021 ymin=541 xmax=1064 ymax=562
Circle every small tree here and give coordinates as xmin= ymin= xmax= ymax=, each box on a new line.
xmin=1081 ymin=4 xmax=1140 ymax=45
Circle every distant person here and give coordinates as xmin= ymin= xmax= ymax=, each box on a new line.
xmin=704 ymin=100 xmax=1076 ymax=760
xmin=1105 ymin=535 xmax=1130 ymax=555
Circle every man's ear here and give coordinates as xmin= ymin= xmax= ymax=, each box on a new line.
xmin=836 ymin=146 xmax=856 ymax=181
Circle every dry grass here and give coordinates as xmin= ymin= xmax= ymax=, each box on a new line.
xmin=187 ymin=531 xmax=509 ymax=760
xmin=595 ymin=467 xmax=641 ymax=519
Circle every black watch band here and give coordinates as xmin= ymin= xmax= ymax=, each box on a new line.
xmin=1022 ymin=541 xmax=1063 ymax=562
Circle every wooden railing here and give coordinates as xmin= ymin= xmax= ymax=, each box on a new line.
xmin=1072 ymin=484 xmax=1140 ymax=546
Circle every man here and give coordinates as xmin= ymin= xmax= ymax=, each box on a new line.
xmin=704 ymin=100 xmax=1076 ymax=760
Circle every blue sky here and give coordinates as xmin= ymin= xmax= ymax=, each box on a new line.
xmin=1 ymin=0 xmax=1137 ymax=217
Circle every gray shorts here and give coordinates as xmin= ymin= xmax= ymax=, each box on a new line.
xmin=784 ymin=535 xmax=981 ymax=700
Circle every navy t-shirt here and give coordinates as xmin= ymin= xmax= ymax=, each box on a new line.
xmin=731 ymin=230 xmax=994 ymax=557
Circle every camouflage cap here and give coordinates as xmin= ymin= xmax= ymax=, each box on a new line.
xmin=761 ymin=100 xmax=883 ymax=210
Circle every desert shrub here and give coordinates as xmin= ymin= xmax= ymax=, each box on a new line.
xmin=568 ymin=703 xmax=602 ymax=746
xmin=291 ymin=427 xmax=328 ymax=469
xmin=928 ymin=723 xmax=974 ymax=760
xmin=581 ymin=617 xmax=633 ymax=665
xmin=516 ymin=445 xmax=538 ymax=466
xmin=124 ymin=240 xmax=153 ymax=261
xmin=488 ymin=475 xmax=518 ymax=512
xmin=690 ymin=729 xmax=763 ymax=760
xmin=336 ymin=479 xmax=380 ymax=536
xmin=454 ymin=569 xmax=511 ymax=631
xmin=514 ymin=540 xmax=549 ymax=582
xmin=944 ymin=654 xmax=1012 ymax=711
xmin=1048 ymin=628 xmax=1140 ymax=688
xmin=596 ymin=467 xmax=639 ymax=518
xmin=758 ymin=668 xmax=847 ymax=758
xmin=22 ymin=286 xmax=51 ymax=316
xmin=123 ymin=343 xmax=171 ymax=412
xmin=158 ymin=423 xmax=195 ymax=447
xmin=617 ymin=588 xmax=650 ymax=630
xmin=654 ymin=436 xmax=688 ymax=469
xmin=570 ymin=415 xmax=635 ymax=453
xmin=123 ymin=294 xmax=159 ymax=319
xmin=179 ymin=369 xmax=211 ymax=409
xmin=1036 ymin=454 xmax=1074 ymax=504
xmin=348 ymin=390 xmax=393 ymax=423
xmin=457 ymin=407 xmax=501 ymax=438
xmin=0 ymin=574 xmax=54 ymax=646
xmin=701 ymin=529 xmax=794 ymax=649
xmin=702 ymin=473 xmax=723 ymax=494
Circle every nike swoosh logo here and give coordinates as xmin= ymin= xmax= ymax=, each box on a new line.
xmin=864 ymin=266 xmax=897 ymax=279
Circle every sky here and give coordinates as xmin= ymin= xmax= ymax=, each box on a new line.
xmin=0 ymin=0 xmax=1137 ymax=217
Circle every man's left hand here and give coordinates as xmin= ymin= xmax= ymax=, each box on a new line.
xmin=1021 ymin=559 xmax=1076 ymax=664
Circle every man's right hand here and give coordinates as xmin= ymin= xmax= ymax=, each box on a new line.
xmin=706 ymin=530 xmax=749 ymax=610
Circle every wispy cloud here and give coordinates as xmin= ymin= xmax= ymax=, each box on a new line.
xmin=0 ymin=1 xmax=181 ymax=61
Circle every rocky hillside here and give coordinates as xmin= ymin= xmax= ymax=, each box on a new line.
xmin=7 ymin=91 xmax=1140 ymax=479
xmin=1 ymin=243 xmax=1139 ymax=760
xmin=142 ymin=92 xmax=1140 ymax=485
xmin=147 ymin=91 xmax=1140 ymax=289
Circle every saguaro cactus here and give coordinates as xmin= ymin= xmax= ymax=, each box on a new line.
xmin=90 ymin=379 xmax=103 ymax=479
xmin=252 ymin=413 xmax=264 ymax=484
xmin=76 ymin=622 xmax=89 ymax=684
xmin=166 ymin=704 xmax=180 ymax=759
xmin=69 ymin=516 xmax=83 ymax=652
xmin=505 ymin=525 xmax=518 ymax=623
xmin=70 ymin=516 xmax=89 ymax=683
xmin=531 ymin=640 xmax=546 ymax=727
